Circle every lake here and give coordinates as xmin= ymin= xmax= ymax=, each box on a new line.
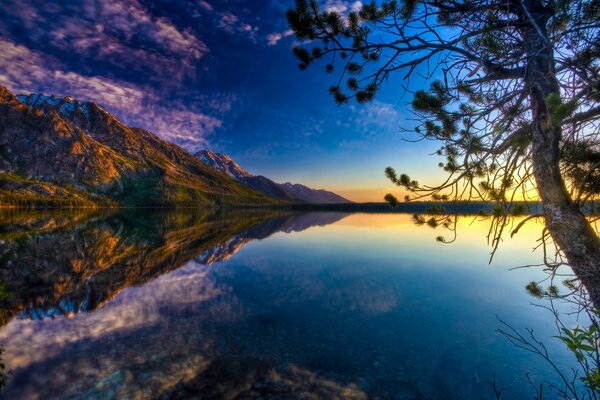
xmin=0 ymin=210 xmax=579 ymax=399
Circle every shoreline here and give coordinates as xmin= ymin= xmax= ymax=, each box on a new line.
xmin=0 ymin=200 xmax=553 ymax=216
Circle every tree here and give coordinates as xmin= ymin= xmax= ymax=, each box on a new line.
xmin=287 ymin=0 xmax=600 ymax=304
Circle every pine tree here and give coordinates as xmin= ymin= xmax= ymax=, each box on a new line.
xmin=288 ymin=0 xmax=600 ymax=304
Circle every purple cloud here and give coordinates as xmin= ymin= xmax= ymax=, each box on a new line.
xmin=217 ymin=12 xmax=258 ymax=41
xmin=0 ymin=39 xmax=224 ymax=151
xmin=266 ymin=30 xmax=294 ymax=46
xmin=324 ymin=0 xmax=363 ymax=13
xmin=198 ymin=1 xmax=213 ymax=11
xmin=1 ymin=0 xmax=209 ymax=82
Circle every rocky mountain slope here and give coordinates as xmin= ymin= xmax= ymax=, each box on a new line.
xmin=196 ymin=150 xmax=252 ymax=180
xmin=195 ymin=150 xmax=352 ymax=204
xmin=0 ymin=86 xmax=271 ymax=207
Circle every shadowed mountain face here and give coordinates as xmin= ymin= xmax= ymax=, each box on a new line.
xmin=0 ymin=210 xmax=348 ymax=327
xmin=0 ymin=86 xmax=270 ymax=207
xmin=278 ymin=182 xmax=352 ymax=204
xmin=238 ymin=175 xmax=299 ymax=201
xmin=195 ymin=150 xmax=352 ymax=204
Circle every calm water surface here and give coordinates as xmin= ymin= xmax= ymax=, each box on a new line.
xmin=0 ymin=210 xmax=579 ymax=399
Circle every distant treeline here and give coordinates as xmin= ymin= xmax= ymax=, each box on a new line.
xmin=3 ymin=196 xmax=598 ymax=215
xmin=284 ymin=201 xmax=599 ymax=215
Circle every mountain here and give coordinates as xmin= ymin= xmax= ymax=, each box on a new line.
xmin=278 ymin=182 xmax=352 ymax=204
xmin=196 ymin=150 xmax=297 ymax=201
xmin=196 ymin=149 xmax=252 ymax=180
xmin=0 ymin=86 xmax=271 ymax=207
xmin=241 ymin=175 xmax=299 ymax=200
xmin=194 ymin=150 xmax=352 ymax=204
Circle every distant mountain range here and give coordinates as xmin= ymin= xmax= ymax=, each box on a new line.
xmin=278 ymin=182 xmax=351 ymax=204
xmin=195 ymin=150 xmax=351 ymax=204
xmin=0 ymin=85 xmax=349 ymax=207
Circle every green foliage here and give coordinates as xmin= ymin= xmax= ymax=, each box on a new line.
xmin=0 ymin=173 xmax=111 ymax=208
xmin=491 ymin=204 xmax=506 ymax=217
xmin=525 ymin=281 xmax=544 ymax=298
xmin=355 ymin=86 xmax=376 ymax=103
xmin=0 ymin=168 xmax=270 ymax=209
xmin=412 ymin=213 xmax=426 ymax=225
xmin=0 ymin=282 xmax=8 ymax=302
xmin=116 ymin=170 xmax=163 ymax=207
xmin=510 ymin=204 xmax=527 ymax=216
xmin=526 ymin=279 xmax=581 ymax=300
xmin=562 ymin=140 xmax=600 ymax=197
xmin=546 ymin=93 xmax=578 ymax=125
xmin=293 ymin=46 xmax=311 ymax=69
xmin=385 ymin=167 xmax=419 ymax=190
xmin=347 ymin=62 xmax=362 ymax=74
xmin=412 ymin=82 xmax=449 ymax=114
xmin=522 ymin=281 xmax=600 ymax=394
xmin=556 ymin=317 xmax=600 ymax=393
xmin=328 ymin=86 xmax=348 ymax=104
xmin=412 ymin=90 xmax=443 ymax=113
xmin=385 ymin=166 xmax=397 ymax=182
xmin=499 ymin=302 xmax=600 ymax=399
xmin=399 ymin=0 xmax=416 ymax=19
xmin=384 ymin=193 xmax=399 ymax=207
xmin=347 ymin=78 xmax=359 ymax=90
xmin=287 ymin=0 xmax=391 ymax=104
xmin=506 ymin=123 xmax=532 ymax=150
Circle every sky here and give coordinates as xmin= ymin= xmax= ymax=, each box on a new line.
xmin=0 ymin=0 xmax=446 ymax=202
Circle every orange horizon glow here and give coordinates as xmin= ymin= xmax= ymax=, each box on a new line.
xmin=332 ymin=184 xmax=540 ymax=203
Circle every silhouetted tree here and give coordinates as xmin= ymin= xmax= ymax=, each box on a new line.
xmin=288 ymin=0 xmax=600 ymax=304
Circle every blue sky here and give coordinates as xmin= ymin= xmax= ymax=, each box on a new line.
xmin=0 ymin=0 xmax=444 ymax=201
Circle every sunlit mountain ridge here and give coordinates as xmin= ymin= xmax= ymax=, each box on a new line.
xmin=0 ymin=86 xmax=276 ymax=207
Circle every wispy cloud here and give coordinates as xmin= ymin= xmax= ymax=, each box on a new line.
xmin=355 ymin=101 xmax=403 ymax=132
xmin=335 ymin=101 xmax=404 ymax=149
xmin=0 ymin=0 xmax=209 ymax=82
xmin=145 ymin=110 xmax=221 ymax=150
xmin=0 ymin=39 xmax=224 ymax=151
xmin=266 ymin=29 xmax=294 ymax=46
xmin=218 ymin=12 xmax=258 ymax=41
xmin=198 ymin=1 xmax=213 ymax=11
xmin=336 ymin=101 xmax=403 ymax=135
xmin=324 ymin=0 xmax=363 ymax=14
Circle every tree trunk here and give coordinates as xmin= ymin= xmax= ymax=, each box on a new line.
xmin=524 ymin=0 xmax=600 ymax=306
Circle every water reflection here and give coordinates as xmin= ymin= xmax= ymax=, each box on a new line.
xmin=0 ymin=211 xmax=576 ymax=399
xmin=0 ymin=210 xmax=348 ymax=326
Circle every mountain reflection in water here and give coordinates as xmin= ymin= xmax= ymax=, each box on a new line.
xmin=0 ymin=210 xmax=578 ymax=399
xmin=0 ymin=210 xmax=347 ymax=325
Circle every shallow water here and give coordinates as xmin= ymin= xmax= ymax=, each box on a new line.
xmin=0 ymin=210 xmax=580 ymax=399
